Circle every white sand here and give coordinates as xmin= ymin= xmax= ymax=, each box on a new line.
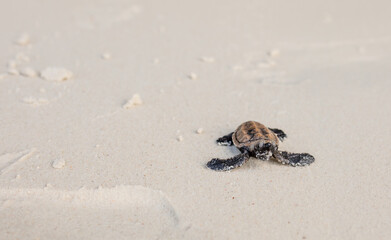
xmin=1 ymin=0 xmax=391 ymax=239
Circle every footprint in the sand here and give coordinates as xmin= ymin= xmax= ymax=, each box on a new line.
xmin=0 ymin=185 xmax=184 ymax=240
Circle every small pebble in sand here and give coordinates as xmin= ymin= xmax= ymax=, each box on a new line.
xmin=268 ymin=49 xmax=280 ymax=57
xmin=196 ymin=128 xmax=204 ymax=134
xmin=52 ymin=159 xmax=66 ymax=169
xmin=188 ymin=72 xmax=198 ymax=80
xmin=20 ymin=67 xmax=37 ymax=77
xmin=177 ymin=135 xmax=184 ymax=142
xmin=101 ymin=52 xmax=112 ymax=60
xmin=153 ymin=58 xmax=160 ymax=64
xmin=123 ymin=94 xmax=143 ymax=109
xmin=200 ymin=57 xmax=215 ymax=63
xmin=7 ymin=68 xmax=19 ymax=75
xmin=15 ymin=174 xmax=21 ymax=179
xmin=39 ymin=88 xmax=46 ymax=93
xmin=40 ymin=67 xmax=73 ymax=82
xmin=15 ymin=34 xmax=31 ymax=46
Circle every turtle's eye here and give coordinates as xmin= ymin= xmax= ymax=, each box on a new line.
xmin=263 ymin=143 xmax=271 ymax=149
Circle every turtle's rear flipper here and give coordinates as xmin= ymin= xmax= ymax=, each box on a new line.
xmin=207 ymin=152 xmax=249 ymax=171
xmin=273 ymin=151 xmax=315 ymax=167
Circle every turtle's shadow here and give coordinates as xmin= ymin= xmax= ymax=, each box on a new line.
xmin=227 ymin=146 xmax=240 ymax=155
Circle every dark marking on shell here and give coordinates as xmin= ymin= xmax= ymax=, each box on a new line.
xmin=233 ymin=121 xmax=278 ymax=148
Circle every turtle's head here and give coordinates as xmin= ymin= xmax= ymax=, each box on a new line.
xmin=254 ymin=142 xmax=272 ymax=161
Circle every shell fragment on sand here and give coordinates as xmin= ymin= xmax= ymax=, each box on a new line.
xmin=40 ymin=67 xmax=73 ymax=82
xmin=268 ymin=49 xmax=280 ymax=57
xmin=52 ymin=159 xmax=66 ymax=169
xmin=7 ymin=60 xmax=17 ymax=68
xmin=177 ymin=135 xmax=184 ymax=142
xmin=188 ymin=72 xmax=198 ymax=80
xmin=15 ymin=34 xmax=30 ymax=46
xmin=20 ymin=67 xmax=37 ymax=77
xmin=101 ymin=52 xmax=112 ymax=60
xmin=7 ymin=68 xmax=19 ymax=75
xmin=258 ymin=60 xmax=276 ymax=68
xmin=196 ymin=128 xmax=204 ymax=134
xmin=123 ymin=94 xmax=143 ymax=109
xmin=200 ymin=57 xmax=215 ymax=63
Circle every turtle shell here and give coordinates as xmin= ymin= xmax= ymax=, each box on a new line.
xmin=232 ymin=121 xmax=278 ymax=149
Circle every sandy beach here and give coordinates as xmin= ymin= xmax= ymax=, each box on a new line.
xmin=1 ymin=0 xmax=391 ymax=239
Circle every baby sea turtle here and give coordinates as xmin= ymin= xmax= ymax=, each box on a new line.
xmin=206 ymin=121 xmax=315 ymax=171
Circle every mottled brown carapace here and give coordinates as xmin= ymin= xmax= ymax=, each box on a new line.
xmin=233 ymin=121 xmax=278 ymax=149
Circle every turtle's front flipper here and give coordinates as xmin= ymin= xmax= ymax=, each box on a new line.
xmin=207 ymin=152 xmax=250 ymax=171
xmin=273 ymin=150 xmax=315 ymax=167
xmin=268 ymin=128 xmax=287 ymax=141
xmin=216 ymin=132 xmax=234 ymax=146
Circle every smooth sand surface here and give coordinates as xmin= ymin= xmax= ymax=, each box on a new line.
xmin=1 ymin=0 xmax=390 ymax=239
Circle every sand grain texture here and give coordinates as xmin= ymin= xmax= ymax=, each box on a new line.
xmin=0 ymin=0 xmax=390 ymax=239
xmin=0 ymin=186 xmax=190 ymax=240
